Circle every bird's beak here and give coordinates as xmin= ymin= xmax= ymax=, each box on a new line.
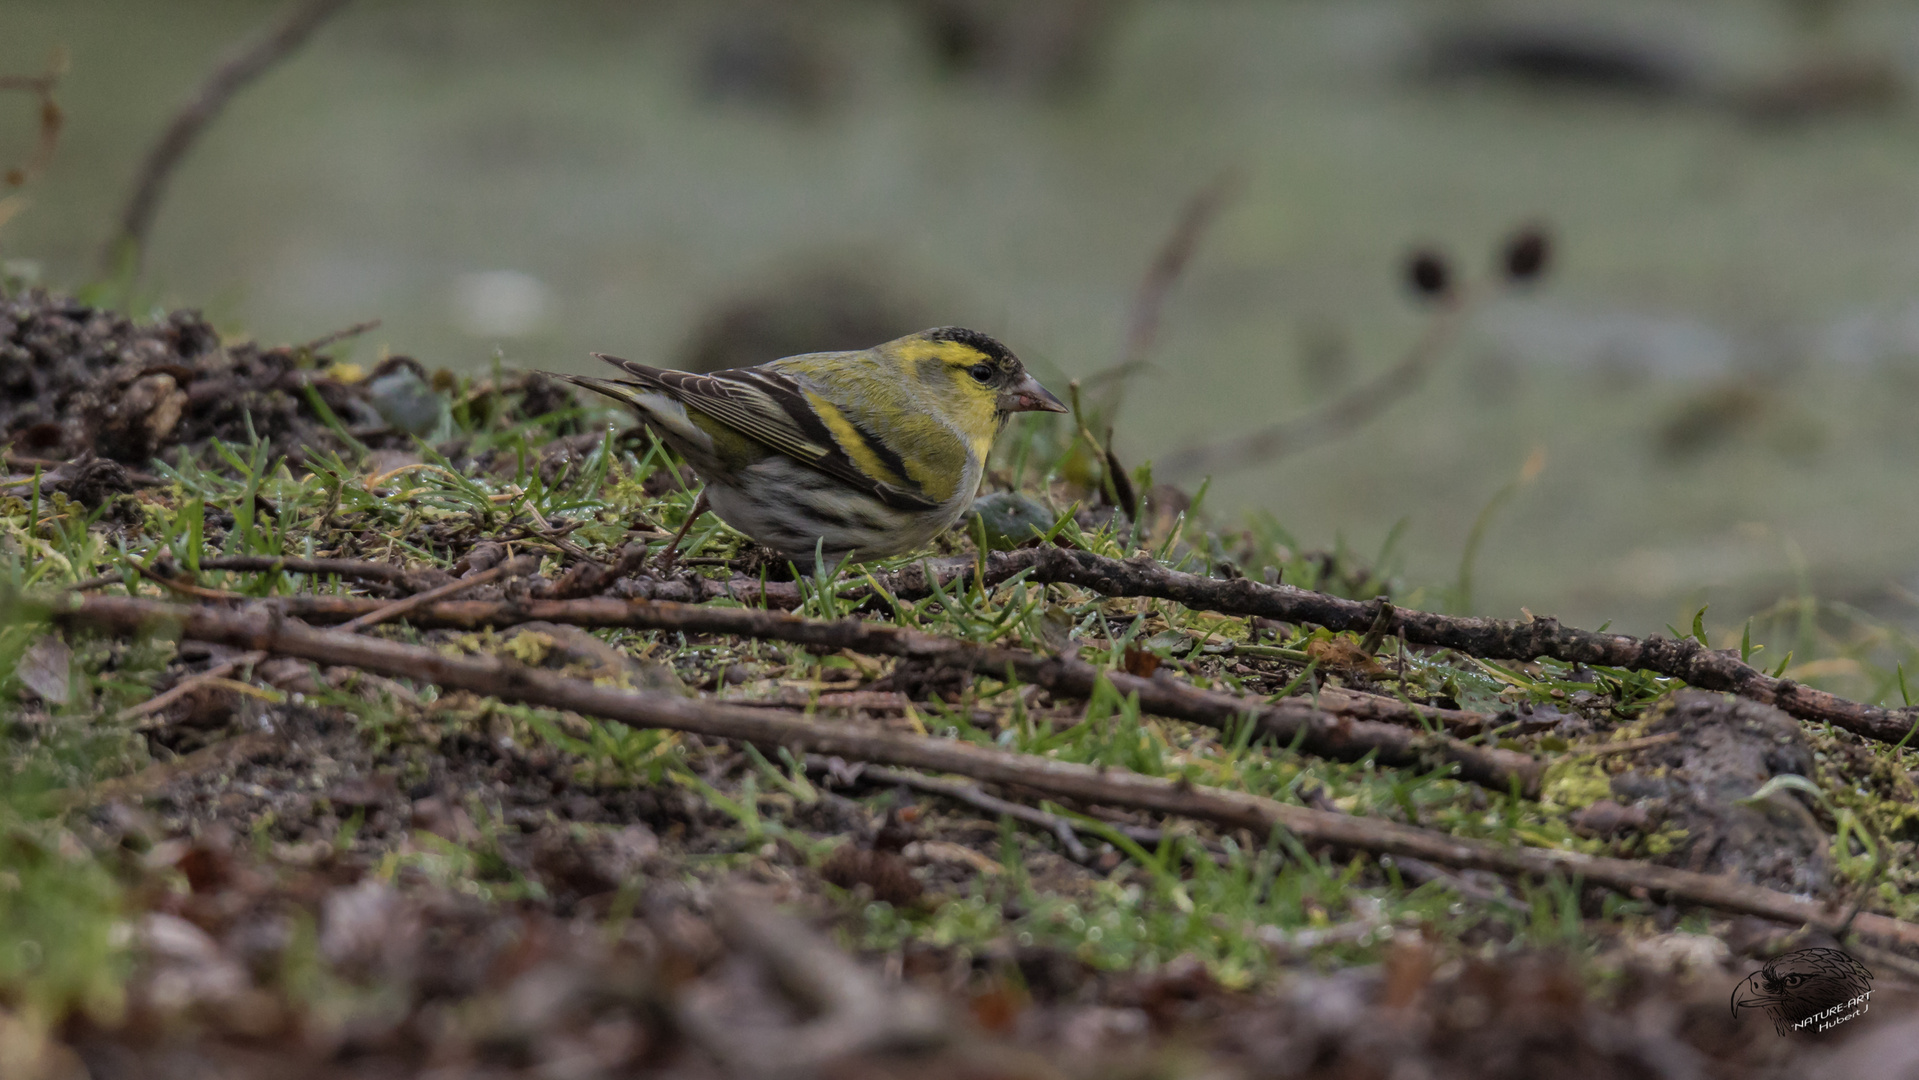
xmin=999 ymin=373 xmax=1069 ymax=414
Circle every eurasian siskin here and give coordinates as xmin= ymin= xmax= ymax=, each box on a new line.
xmin=556 ymin=326 xmax=1067 ymax=565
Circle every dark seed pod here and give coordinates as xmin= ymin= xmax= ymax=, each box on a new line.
xmin=1405 ymin=249 xmax=1453 ymax=300
xmin=1501 ymin=224 xmax=1551 ymax=283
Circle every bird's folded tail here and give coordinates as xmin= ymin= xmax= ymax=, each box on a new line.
xmin=552 ymin=371 xmax=648 ymax=411
xmin=552 ymin=372 xmax=715 ymax=456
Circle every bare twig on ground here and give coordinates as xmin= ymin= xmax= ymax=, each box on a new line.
xmin=295 ymin=318 xmax=381 ymax=355
xmin=546 ymin=542 xmax=651 ymax=600
xmin=1569 ymin=732 xmax=1681 ymax=758
xmin=194 ymin=555 xmax=433 ymax=586
xmin=938 ymin=547 xmax=1919 ymax=746
xmin=104 ymin=0 xmax=354 ymax=268
xmin=519 ymin=504 xmax=602 ymax=564
xmin=260 ymin=592 xmax=1537 ymax=795
xmin=106 ymin=540 xmax=1918 ymax=746
xmin=1 ymin=452 xmax=160 ymax=487
xmin=1159 ymin=290 xmax=1468 ymax=480
xmin=272 ymin=592 xmax=1488 ymax=733
xmin=673 ymin=546 xmax=1919 ymax=748
xmin=67 ymin=572 xmax=131 ymax=592
xmin=116 ymin=557 xmax=531 ymax=724
xmin=352 ymin=552 xmax=998 ymax=608
xmin=333 ymin=555 xmax=535 ymax=633
xmin=809 ymin=756 xmax=1097 ymax=862
xmin=49 ymin=595 xmax=1919 ymax=950
xmin=76 ymin=554 xmax=449 ymax=598
xmin=115 ymin=651 xmax=256 ymax=723
xmin=127 ymin=557 xmax=250 ymax=602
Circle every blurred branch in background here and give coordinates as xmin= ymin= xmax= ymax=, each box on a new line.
xmin=1160 ymin=225 xmax=1552 ymax=483
xmin=1079 ymin=167 xmax=1242 ymax=418
xmin=1159 ymin=286 xmax=1467 ymax=483
xmin=1418 ymin=15 xmax=1902 ymax=126
xmin=916 ymin=0 xmax=1131 ymax=97
xmin=0 ymin=48 xmax=67 ymax=192
xmin=102 ymin=0 xmax=354 ymax=274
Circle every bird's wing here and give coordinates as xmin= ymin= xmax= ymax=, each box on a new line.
xmin=592 ymin=354 xmax=941 ymax=512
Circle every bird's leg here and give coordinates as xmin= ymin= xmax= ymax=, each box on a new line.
xmin=655 ymin=489 xmax=708 ymax=571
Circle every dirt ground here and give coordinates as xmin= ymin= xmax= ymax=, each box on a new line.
xmin=41 ymin=674 xmax=1918 ymax=1080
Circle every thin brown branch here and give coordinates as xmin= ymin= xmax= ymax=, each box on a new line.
xmin=127 ymin=557 xmax=248 ymax=602
xmin=108 ymin=541 xmax=1916 ymax=746
xmin=295 ymin=318 xmax=380 ymax=355
xmin=1 ymin=452 xmax=160 ymax=487
xmin=0 ymin=48 xmax=66 ymax=189
xmin=1569 ymin=732 xmax=1681 ymax=758
xmin=260 ymin=592 xmax=1537 ymax=795
xmin=73 ymin=553 xmax=445 ymax=598
xmin=333 ymin=555 xmax=536 ymax=633
xmin=185 ymin=554 xmax=427 ymax=586
xmin=1159 ymin=291 xmax=1467 ymax=480
xmin=118 ymin=557 xmax=528 ymax=725
xmin=104 ymin=0 xmax=354 ymax=268
xmin=845 ymin=546 xmax=1919 ymax=748
xmin=574 ymin=544 xmax=1919 ymax=745
xmin=115 ymin=651 xmax=255 ymax=723
xmin=809 ymin=756 xmax=1097 ymax=863
xmin=48 ymin=595 xmax=1919 ymax=950
xmin=0 ymin=73 xmax=60 ymax=93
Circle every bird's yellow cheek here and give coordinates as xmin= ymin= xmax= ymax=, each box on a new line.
xmin=948 ymin=382 xmax=1004 ymax=443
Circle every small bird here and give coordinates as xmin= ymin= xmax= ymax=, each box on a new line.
xmin=555 ymin=326 xmax=1067 ymax=567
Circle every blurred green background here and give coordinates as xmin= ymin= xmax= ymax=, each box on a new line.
xmin=7 ymin=0 xmax=1919 ymax=636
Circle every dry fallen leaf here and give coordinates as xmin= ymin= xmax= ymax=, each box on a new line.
xmin=17 ymin=635 xmax=70 ymax=705
xmin=1121 ymin=646 xmax=1161 ymax=678
xmin=1304 ymin=636 xmax=1384 ymax=677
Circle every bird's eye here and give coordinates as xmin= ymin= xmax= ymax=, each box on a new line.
xmin=967 ymin=363 xmax=995 ymax=384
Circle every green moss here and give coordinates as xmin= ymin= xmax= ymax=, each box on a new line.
xmin=1539 ymin=759 xmax=1614 ymax=811
xmin=500 ymin=630 xmax=556 ymax=667
xmin=1640 ymin=826 xmax=1688 ymax=857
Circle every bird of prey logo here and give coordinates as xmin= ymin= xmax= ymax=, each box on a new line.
xmin=1730 ymin=948 xmax=1874 ymax=1036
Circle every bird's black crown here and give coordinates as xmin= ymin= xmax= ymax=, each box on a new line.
xmin=926 ymin=326 xmax=1021 ymax=372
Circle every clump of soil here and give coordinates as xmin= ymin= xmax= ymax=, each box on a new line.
xmin=1609 ymin=689 xmax=1830 ymax=894
xmin=1 ymin=289 xmax=332 ymax=464
xmin=0 ymin=288 xmax=567 ymax=468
